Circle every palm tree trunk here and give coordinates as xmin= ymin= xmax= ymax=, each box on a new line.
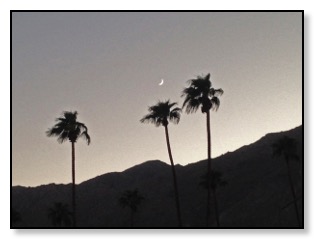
xmin=164 ymin=125 xmax=182 ymax=227
xmin=71 ymin=141 xmax=76 ymax=227
xmin=206 ymin=110 xmax=212 ymax=227
xmin=285 ymin=157 xmax=301 ymax=227
xmin=213 ymin=189 xmax=220 ymax=227
xmin=130 ymin=210 xmax=134 ymax=227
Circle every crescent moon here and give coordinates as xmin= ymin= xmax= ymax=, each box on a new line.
xmin=159 ymin=79 xmax=164 ymax=86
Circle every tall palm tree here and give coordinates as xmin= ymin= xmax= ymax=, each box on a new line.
xmin=199 ymin=170 xmax=227 ymax=227
xmin=272 ymin=136 xmax=301 ymax=227
xmin=46 ymin=111 xmax=90 ymax=227
xmin=140 ymin=100 xmax=183 ymax=227
xmin=48 ymin=202 xmax=72 ymax=227
xmin=119 ymin=189 xmax=145 ymax=227
xmin=181 ymin=73 xmax=223 ymax=226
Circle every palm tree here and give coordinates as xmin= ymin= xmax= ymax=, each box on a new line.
xmin=272 ymin=136 xmax=301 ymax=227
xmin=181 ymin=73 xmax=223 ymax=226
xmin=48 ymin=202 xmax=72 ymax=227
xmin=140 ymin=100 xmax=183 ymax=227
xmin=119 ymin=189 xmax=145 ymax=227
xmin=199 ymin=170 xmax=227 ymax=227
xmin=46 ymin=111 xmax=90 ymax=227
xmin=11 ymin=208 xmax=22 ymax=226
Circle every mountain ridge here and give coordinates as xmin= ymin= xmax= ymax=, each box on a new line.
xmin=12 ymin=125 xmax=303 ymax=227
xmin=13 ymin=125 xmax=302 ymax=189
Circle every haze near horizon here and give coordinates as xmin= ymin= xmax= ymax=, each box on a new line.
xmin=12 ymin=12 xmax=302 ymax=187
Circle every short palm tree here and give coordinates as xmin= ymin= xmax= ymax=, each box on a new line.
xmin=11 ymin=208 xmax=22 ymax=226
xmin=48 ymin=202 xmax=72 ymax=227
xmin=199 ymin=170 xmax=227 ymax=227
xmin=181 ymin=73 xmax=223 ymax=226
xmin=46 ymin=111 xmax=90 ymax=227
xmin=119 ymin=189 xmax=145 ymax=227
xmin=272 ymin=136 xmax=301 ymax=227
xmin=140 ymin=100 xmax=183 ymax=227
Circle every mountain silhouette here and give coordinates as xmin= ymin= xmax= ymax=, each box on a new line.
xmin=12 ymin=125 xmax=303 ymax=228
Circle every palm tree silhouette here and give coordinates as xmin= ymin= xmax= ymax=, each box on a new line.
xmin=48 ymin=202 xmax=72 ymax=227
xmin=46 ymin=111 xmax=90 ymax=227
xmin=119 ymin=189 xmax=145 ymax=227
xmin=199 ymin=170 xmax=227 ymax=227
xmin=11 ymin=208 xmax=22 ymax=226
xmin=181 ymin=73 xmax=223 ymax=226
xmin=140 ymin=100 xmax=183 ymax=227
xmin=272 ymin=136 xmax=301 ymax=227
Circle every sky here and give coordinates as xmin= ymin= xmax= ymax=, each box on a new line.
xmin=12 ymin=11 xmax=302 ymax=187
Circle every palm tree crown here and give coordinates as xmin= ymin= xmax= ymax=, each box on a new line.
xmin=182 ymin=73 xmax=223 ymax=114
xmin=48 ymin=202 xmax=72 ymax=227
xmin=272 ymin=136 xmax=299 ymax=161
xmin=119 ymin=189 xmax=145 ymax=227
xmin=199 ymin=170 xmax=228 ymax=190
xmin=140 ymin=100 xmax=181 ymax=127
xmin=46 ymin=111 xmax=91 ymax=144
xmin=119 ymin=189 xmax=145 ymax=213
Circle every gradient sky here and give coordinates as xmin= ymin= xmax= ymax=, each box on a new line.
xmin=12 ymin=12 xmax=302 ymax=187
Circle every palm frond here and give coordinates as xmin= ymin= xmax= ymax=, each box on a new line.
xmin=184 ymin=98 xmax=201 ymax=114
xmin=181 ymin=86 xmax=201 ymax=98
xmin=76 ymin=122 xmax=91 ymax=145
xmin=167 ymin=101 xmax=178 ymax=109
xmin=80 ymin=131 xmax=91 ymax=145
xmin=171 ymin=107 xmax=182 ymax=113
xmin=169 ymin=107 xmax=181 ymax=124
xmin=46 ymin=126 xmax=63 ymax=137
xmin=211 ymin=96 xmax=221 ymax=111
xmin=203 ymin=73 xmax=211 ymax=83
xmin=140 ymin=113 xmax=159 ymax=125
xmin=57 ymin=131 xmax=69 ymax=144
xmin=209 ymin=88 xmax=224 ymax=97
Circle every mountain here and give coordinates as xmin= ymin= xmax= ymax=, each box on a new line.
xmin=12 ymin=125 xmax=303 ymax=228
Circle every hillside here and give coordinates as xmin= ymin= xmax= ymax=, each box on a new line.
xmin=12 ymin=125 xmax=303 ymax=228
